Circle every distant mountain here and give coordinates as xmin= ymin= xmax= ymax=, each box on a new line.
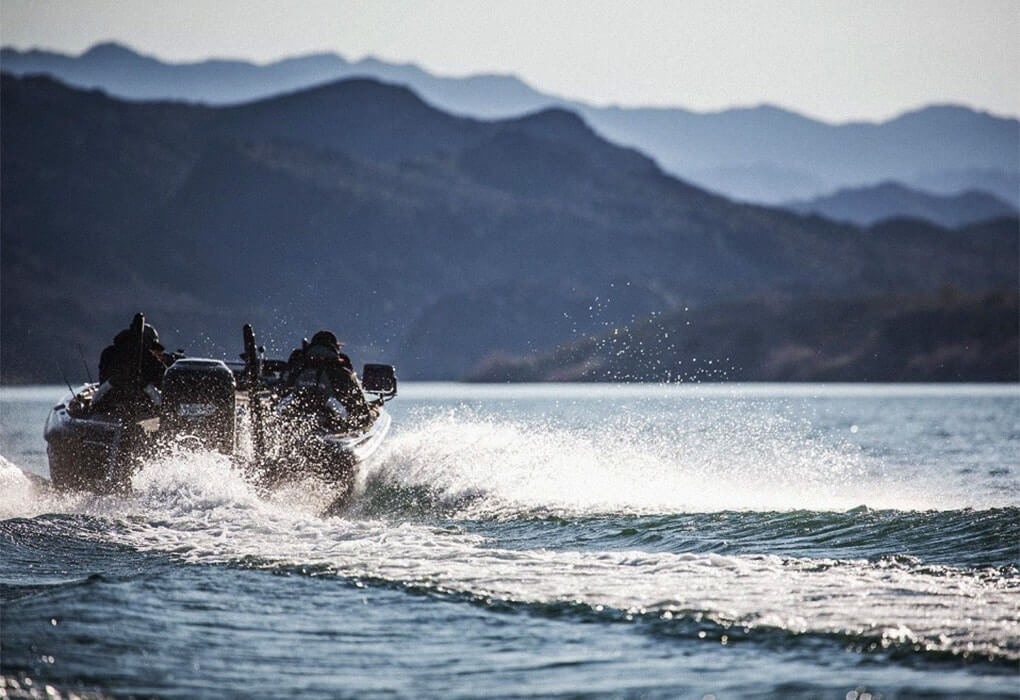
xmin=783 ymin=182 xmax=1019 ymax=228
xmin=910 ymin=168 xmax=1020 ymax=208
xmin=466 ymin=288 xmax=1020 ymax=383
xmin=0 ymin=42 xmax=554 ymax=116
xmin=584 ymin=104 xmax=1020 ymax=205
xmin=3 ymin=43 xmax=1017 ymax=205
xmin=2 ymin=74 xmax=1016 ymax=383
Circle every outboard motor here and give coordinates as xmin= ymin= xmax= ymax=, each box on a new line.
xmin=160 ymin=359 xmax=236 ymax=453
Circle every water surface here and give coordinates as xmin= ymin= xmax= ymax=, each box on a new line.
xmin=2 ymin=383 xmax=1018 ymax=698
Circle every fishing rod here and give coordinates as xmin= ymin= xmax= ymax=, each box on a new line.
xmin=130 ymin=313 xmax=145 ymax=389
xmin=56 ymin=363 xmax=75 ymax=395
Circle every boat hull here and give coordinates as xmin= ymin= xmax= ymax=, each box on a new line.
xmin=255 ymin=410 xmax=391 ymax=501
xmin=44 ymin=384 xmax=392 ymax=497
xmin=43 ymin=387 xmax=152 ymax=492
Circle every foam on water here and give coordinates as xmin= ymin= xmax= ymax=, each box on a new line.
xmin=4 ymin=442 xmax=1017 ymax=663
xmin=0 ymin=457 xmax=86 ymax=520
xmin=5 ymin=383 xmax=1010 ymax=519
xmin=0 ymin=393 xmax=1007 ymax=519
xmin=3 ymin=389 xmax=1016 ymax=665
xmin=355 ymin=407 xmax=972 ymax=517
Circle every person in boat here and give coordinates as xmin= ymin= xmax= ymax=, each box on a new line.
xmin=281 ymin=330 xmax=378 ymax=432
xmin=91 ymin=321 xmax=170 ymax=411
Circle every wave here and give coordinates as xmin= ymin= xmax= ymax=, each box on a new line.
xmin=4 ymin=507 xmax=1017 ymax=668
xmin=2 ymin=405 xmax=1016 ymax=570
xmin=2 ymin=404 xmax=1017 ymax=669
xmin=444 ymin=508 xmax=1020 ymax=571
xmin=4 ymin=393 xmax=1012 ymax=522
xmin=351 ymin=407 xmax=1006 ymax=517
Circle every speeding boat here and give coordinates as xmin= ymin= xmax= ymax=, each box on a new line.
xmin=238 ymin=324 xmax=397 ymax=508
xmin=44 ymin=317 xmax=397 ymax=499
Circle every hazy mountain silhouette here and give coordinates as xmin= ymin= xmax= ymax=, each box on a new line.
xmin=2 ymin=73 xmax=1016 ymax=382
xmin=587 ymin=104 xmax=1020 ymax=205
xmin=466 ymin=288 xmax=1019 ymax=383
xmin=783 ymin=182 xmax=1019 ymax=228
xmin=3 ymin=42 xmax=1016 ymax=205
xmin=910 ymin=168 xmax=1020 ymax=207
xmin=0 ymin=42 xmax=554 ymax=115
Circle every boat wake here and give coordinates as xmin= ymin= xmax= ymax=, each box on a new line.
xmin=3 ymin=406 xmax=1017 ymax=666
xmin=1 ymin=401 xmax=1004 ymax=521
xmin=352 ymin=407 xmax=979 ymax=519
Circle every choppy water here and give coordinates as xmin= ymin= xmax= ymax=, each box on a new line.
xmin=1 ymin=383 xmax=1018 ymax=698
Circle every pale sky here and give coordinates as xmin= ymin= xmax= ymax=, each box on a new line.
xmin=1 ymin=0 xmax=1017 ymax=123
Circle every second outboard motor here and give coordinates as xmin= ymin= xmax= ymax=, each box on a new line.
xmin=160 ymin=359 xmax=236 ymax=454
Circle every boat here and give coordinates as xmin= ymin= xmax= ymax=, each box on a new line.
xmin=44 ymin=316 xmax=397 ymax=501
xmin=44 ymin=381 xmax=160 ymax=492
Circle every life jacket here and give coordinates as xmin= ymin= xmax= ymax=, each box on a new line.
xmin=290 ymin=343 xmax=339 ymax=392
xmin=281 ymin=340 xmax=370 ymax=430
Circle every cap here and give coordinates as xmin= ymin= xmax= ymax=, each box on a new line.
xmin=310 ymin=330 xmax=343 ymax=350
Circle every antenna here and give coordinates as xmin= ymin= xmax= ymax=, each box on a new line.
xmin=78 ymin=344 xmax=95 ymax=384
xmin=130 ymin=313 xmax=145 ymax=388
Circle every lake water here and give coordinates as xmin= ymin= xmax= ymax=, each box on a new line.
xmin=1 ymin=383 xmax=1018 ymax=698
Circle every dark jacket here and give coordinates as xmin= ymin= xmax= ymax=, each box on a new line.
xmin=289 ymin=342 xmax=373 ymax=428
xmin=98 ymin=335 xmax=167 ymax=389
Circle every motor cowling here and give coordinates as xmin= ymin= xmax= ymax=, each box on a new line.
xmin=160 ymin=359 xmax=236 ymax=453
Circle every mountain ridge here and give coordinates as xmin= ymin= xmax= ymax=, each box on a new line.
xmin=783 ymin=182 xmax=1019 ymax=228
xmin=6 ymin=42 xmax=1017 ymax=123
xmin=2 ymin=73 xmax=1016 ymax=383
xmin=3 ymin=42 xmax=1016 ymax=205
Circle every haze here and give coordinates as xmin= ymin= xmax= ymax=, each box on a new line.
xmin=2 ymin=0 xmax=1017 ymax=123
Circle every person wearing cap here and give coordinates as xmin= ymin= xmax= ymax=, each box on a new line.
xmin=284 ymin=330 xmax=377 ymax=431
xmin=93 ymin=320 xmax=171 ymax=410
